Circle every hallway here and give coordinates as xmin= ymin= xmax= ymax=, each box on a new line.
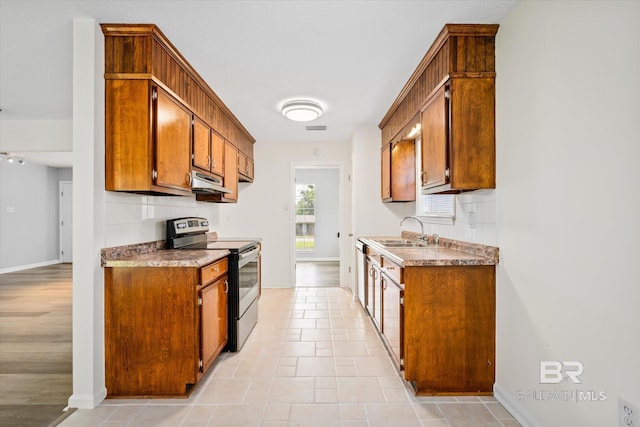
xmin=295 ymin=261 xmax=340 ymax=287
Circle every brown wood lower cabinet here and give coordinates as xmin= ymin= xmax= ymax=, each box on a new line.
xmin=403 ymin=265 xmax=495 ymax=395
xmin=104 ymin=258 xmax=228 ymax=398
xmin=366 ymin=249 xmax=495 ymax=395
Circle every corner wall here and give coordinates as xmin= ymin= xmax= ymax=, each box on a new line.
xmin=494 ymin=1 xmax=640 ymax=426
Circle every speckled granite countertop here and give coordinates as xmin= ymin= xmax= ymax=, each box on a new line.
xmin=101 ymin=239 xmax=229 ymax=268
xmin=359 ymin=232 xmax=499 ymax=267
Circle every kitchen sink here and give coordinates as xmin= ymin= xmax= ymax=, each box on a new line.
xmin=373 ymin=239 xmax=412 ymax=244
xmin=383 ymin=242 xmax=427 ymax=248
xmin=372 ymin=239 xmax=427 ymax=248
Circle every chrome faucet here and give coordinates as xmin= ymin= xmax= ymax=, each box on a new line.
xmin=400 ymin=216 xmax=426 ymax=241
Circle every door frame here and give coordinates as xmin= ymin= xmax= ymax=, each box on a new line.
xmin=290 ymin=161 xmax=345 ymax=287
xmin=59 ymin=181 xmax=73 ymax=263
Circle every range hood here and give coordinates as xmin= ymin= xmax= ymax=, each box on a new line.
xmin=191 ymin=172 xmax=232 ymax=194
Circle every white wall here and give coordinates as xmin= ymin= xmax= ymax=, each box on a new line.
xmin=351 ymin=126 xmax=413 ymax=238
xmin=493 ymin=1 xmax=640 ymax=426
xmin=0 ymin=119 xmax=72 ymax=152
xmin=0 ymin=161 xmax=72 ymax=271
xmin=295 ymin=168 xmax=340 ymax=260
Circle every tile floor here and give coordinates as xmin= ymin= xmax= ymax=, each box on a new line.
xmin=58 ymin=287 xmax=521 ymax=427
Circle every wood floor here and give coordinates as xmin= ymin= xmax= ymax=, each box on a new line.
xmin=0 ymin=263 xmax=73 ymax=427
xmin=295 ymin=261 xmax=340 ymax=287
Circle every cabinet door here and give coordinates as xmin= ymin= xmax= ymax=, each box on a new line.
xmin=247 ymin=157 xmax=254 ymax=180
xmin=381 ymin=144 xmax=391 ymax=200
xmin=421 ymin=84 xmax=449 ymax=189
xmin=193 ymin=116 xmax=211 ymax=171
xmin=382 ymin=275 xmax=403 ymax=370
xmin=449 ymin=78 xmax=496 ymax=190
xmin=239 ymin=153 xmax=254 ymax=182
xmin=200 ymin=276 xmax=228 ymax=373
xmin=366 ymin=258 xmax=377 ymax=318
xmin=390 ymin=140 xmax=415 ymax=201
xmin=223 ymin=142 xmax=239 ymax=201
xmin=210 ymin=131 xmax=225 ymax=177
xmin=155 ymin=87 xmax=193 ymax=192
xmin=372 ymin=265 xmax=383 ymax=331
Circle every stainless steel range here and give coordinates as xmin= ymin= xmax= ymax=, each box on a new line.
xmin=166 ymin=217 xmax=261 ymax=352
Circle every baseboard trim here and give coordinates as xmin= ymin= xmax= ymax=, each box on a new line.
xmin=494 ymin=383 xmax=543 ymax=427
xmin=0 ymin=259 xmax=62 ymax=275
xmin=67 ymin=387 xmax=107 ymax=409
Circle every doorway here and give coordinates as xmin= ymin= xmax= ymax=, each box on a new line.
xmin=292 ymin=164 xmax=342 ymax=287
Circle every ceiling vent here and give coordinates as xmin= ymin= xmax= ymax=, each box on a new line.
xmin=305 ymin=125 xmax=327 ymax=131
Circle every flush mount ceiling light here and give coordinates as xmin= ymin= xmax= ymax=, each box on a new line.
xmin=281 ymin=100 xmax=323 ymax=122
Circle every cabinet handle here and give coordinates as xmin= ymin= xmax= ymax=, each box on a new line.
xmin=187 ymin=172 xmax=192 ymax=185
xmin=207 ymin=156 xmax=212 ymax=168
xmin=224 ymin=280 xmax=229 ymax=294
xmin=381 ymin=277 xmax=387 ymax=290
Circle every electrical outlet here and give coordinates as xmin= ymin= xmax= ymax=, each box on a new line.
xmin=619 ymin=397 xmax=639 ymax=427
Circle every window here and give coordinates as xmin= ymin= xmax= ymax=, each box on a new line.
xmin=295 ymin=183 xmax=315 ymax=250
xmin=416 ymin=193 xmax=456 ymax=224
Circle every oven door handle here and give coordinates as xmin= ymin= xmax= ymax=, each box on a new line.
xmin=239 ymin=247 xmax=260 ymax=260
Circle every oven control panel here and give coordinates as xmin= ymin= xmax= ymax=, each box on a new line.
xmin=166 ymin=217 xmax=209 ymax=238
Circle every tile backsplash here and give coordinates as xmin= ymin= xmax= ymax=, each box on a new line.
xmin=104 ymin=192 xmax=220 ymax=247
xmin=419 ymin=189 xmax=498 ymax=246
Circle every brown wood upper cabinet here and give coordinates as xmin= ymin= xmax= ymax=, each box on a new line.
xmin=379 ymin=24 xmax=498 ymax=195
xmin=381 ymin=139 xmax=415 ymax=202
xmin=210 ymin=131 xmax=226 ymax=177
xmin=105 ymin=80 xmax=192 ymax=196
xmin=196 ymin=141 xmax=238 ymax=203
xmin=102 ymin=23 xmax=255 ymax=198
xmin=238 ymin=151 xmax=254 ymax=182
xmin=193 ymin=118 xmax=226 ymax=178
xmin=421 ymin=78 xmax=495 ymax=193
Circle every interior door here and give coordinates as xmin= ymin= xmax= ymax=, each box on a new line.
xmin=59 ymin=181 xmax=73 ymax=263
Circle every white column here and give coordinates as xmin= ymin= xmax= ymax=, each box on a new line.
xmin=67 ymin=17 xmax=106 ymax=409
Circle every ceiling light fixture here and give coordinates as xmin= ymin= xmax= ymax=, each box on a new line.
xmin=281 ymin=100 xmax=323 ymax=122
xmin=1 ymin=152 xmax=25 ymax=165
xmin=406 ymin=123 xmax=421 ymax=139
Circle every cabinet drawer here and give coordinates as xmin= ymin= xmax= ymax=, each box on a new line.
xmin=366 ymin=247 xmax=382 ymax=265
xmin=201 ymin=258 xmax=228 ymax=285
xmin=382 ymin=257 xmax=403 ymax=284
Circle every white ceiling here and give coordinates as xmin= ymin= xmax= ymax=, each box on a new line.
xmin=0 ymin=0 xmax=518 ymax=168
